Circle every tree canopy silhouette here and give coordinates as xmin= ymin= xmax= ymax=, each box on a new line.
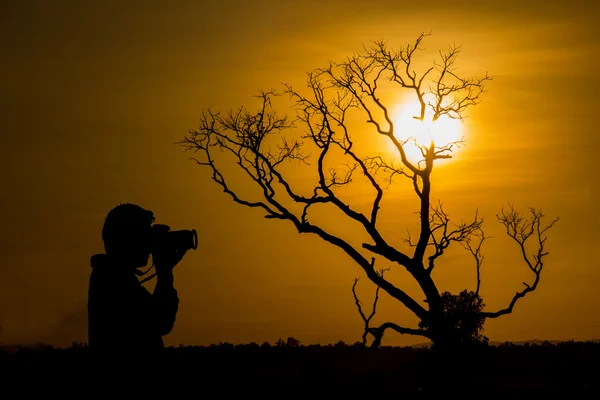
xmin=179 ymin=32 xmax=558 ymax=349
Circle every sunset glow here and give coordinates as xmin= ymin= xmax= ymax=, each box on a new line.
xmin=391 ymin=98 xmax=464 ymax=165
xmin=1 ymin=0 xmax=598 ymax=352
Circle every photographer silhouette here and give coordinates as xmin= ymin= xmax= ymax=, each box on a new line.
xmin=87 ymin=203 xmax=193 ymax=354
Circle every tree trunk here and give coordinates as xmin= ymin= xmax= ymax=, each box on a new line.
xmin=427 ymin=316 xmax=463 ymax=352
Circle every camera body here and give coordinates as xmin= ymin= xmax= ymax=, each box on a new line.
xmin=151 ymin=224 xmax=198 ymax=254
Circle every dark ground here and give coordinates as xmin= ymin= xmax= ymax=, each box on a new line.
xmin=1 ymin=340 xmax=598 ymax=398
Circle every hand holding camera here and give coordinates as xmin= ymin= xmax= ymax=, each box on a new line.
xmin=151 ymin=224 xmax=197 ymax=273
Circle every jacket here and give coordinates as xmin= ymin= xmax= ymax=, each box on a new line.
xmin=87 ymin=253 xmax=179 ymax=353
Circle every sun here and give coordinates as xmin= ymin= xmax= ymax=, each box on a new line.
xmin=390 ymin=98 xmax=464 ymax=165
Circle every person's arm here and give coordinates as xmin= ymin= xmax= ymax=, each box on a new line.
xmin=151 ymin=247 xmax=187 ymax=335
xmin=150 ymin=268 xmax=179 ymax=335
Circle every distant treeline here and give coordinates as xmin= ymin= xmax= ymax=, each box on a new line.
xmin=1 ymin=340 xmax=598 ymax=396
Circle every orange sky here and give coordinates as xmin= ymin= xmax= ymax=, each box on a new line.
xmin=1 ymin=0 xmax=599 ymax=347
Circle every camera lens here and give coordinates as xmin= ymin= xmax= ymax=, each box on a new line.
xmin=190 ymin=229 xmax=198 ymax=250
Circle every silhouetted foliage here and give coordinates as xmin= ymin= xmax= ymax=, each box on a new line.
xmin=1 ymin=340 xmax=599 ymax=396
xmin=179 ymin=32 xmax=558 ymax=349
xmin=418 ymin=290 xmax=488 ymax=348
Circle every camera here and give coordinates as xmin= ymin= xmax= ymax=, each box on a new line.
xmin=151 ymin=224 xmax=198 ymax=253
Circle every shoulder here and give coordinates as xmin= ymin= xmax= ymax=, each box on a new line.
xmin=89 ymin=265 xmax=132 ymax=296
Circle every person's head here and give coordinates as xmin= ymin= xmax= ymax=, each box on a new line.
xmin=102 ymin=203 xmax=155 ymax=268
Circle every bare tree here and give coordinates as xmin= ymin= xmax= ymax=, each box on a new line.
xmin=179 ymin=33 xmax=558 ymax=349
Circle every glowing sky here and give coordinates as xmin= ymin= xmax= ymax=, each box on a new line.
xmin=1 ymin=0 xmax=598 ymax=347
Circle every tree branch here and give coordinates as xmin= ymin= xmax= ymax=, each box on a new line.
xmin=429 ymin=44 xmax=492 ymax=121
xmin=367 ymin=322 xmax=430 ymax=349
xmin=352 ymin=263 xmax=389 ymax=346
xmin=352 ymin=265 xmax=429 ymax=348
xmin=284 ymin=77 xmax=414 ymax=267
xmin=461 ymin=228 xmax=491 ymax=296
xmin=482 ymin=205 xmax=558 ymax=318
xmin=426 ymin=202 xmax=484 ymax=274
